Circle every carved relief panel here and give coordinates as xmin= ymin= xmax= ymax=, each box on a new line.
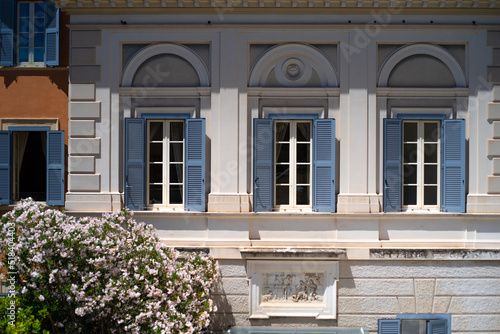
xmin=248 ymin=260 xmax=338 ymax=319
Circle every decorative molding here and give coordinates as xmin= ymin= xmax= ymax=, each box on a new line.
xmin=119 ymin=87 xmax=211 ymax=97
xmin=249 ymin=43 xmax=338 ymax=88
xmin=240 ymin=247 xmax=347 ymax=259
xmin=247 ymin=87 xmax=340 ymax=97
xmin=370 ymin=249 xmax=500 ymax=260
xmin=378 ymin=43 xmax=467 ymax=88
xmin=376 ymin=87 xmax=469 ymax=98
xmin=121 ymin=43 xmax=210 ymax=87
xmin=0 ymin=119 xmax=59 ymax=131
xmin=248 ymin=260 xmax=338 ymax=319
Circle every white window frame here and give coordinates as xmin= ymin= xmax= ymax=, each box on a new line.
xmin=274 ymin=120 xmax=313 ymax=211
xmin=17 ymin=1 xmax=45 ymax=66
xmin=146 ymin=119 xmax=185 ymax=211
xmin=402 ymin=120 xmax=441 ymax=211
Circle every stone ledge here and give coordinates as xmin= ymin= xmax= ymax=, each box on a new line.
xmin=240 ymin=247 xmax=347 ymax=259
xmin=370 ymin=249 xmax=500 ymax=260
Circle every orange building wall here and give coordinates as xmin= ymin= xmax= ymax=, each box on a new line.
xmin=0 ymin=12 xmax=70 ymax=142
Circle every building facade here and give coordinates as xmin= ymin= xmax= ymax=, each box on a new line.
xmin=0 ymin=0 xmax=69 ymax=211
xmin=6 ymin=1 xmax=500 ymax=332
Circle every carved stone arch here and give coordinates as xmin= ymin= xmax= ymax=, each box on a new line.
xmin=377 ymin=44 xmax=467 ymax=88
xmin=121 ymin=43 xmax=210 ymax=87
xmin=249 ymin=43 xmax=339 ymax=87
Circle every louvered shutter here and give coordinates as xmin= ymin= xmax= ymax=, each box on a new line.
xmin=45 ymin=0 xmax=59 ymax=66
xmin=427 ymin=319 xmax=447 ymax=334
xmin=46 ymin=131 xmax=65 ymax=205
xmin=0 ymin=131 xmax=10 ymax=205
xmin=379 ymin=319 xmax=401 ymax=334
xmin=0 ymin=0 xmax=14 ymax=66
xmin=125 ymin=118 xmax=146 ymax=211
xmin=253 ymin=119 xmax=273 ymax=212
xmin=383 ymin=119 xmax=402 ymax=212
xmin=441 ymin=119 xmax=465 ymax=212
xmin=313 ymin=119 xmax=336 ymax=212
xmin=185 ymin=119 xmax=206 ymax=211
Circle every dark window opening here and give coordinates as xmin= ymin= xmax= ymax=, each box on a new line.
xmin=14 ymin=131 xmax=46 ymax=201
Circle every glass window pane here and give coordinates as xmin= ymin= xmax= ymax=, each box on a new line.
xmin=34 ymin=33 xmax=44 ymax=47
xmin=34 ymin=18 xmax=45 ymax=32
xmin=403 ymin=186 xmax=417 ymax=206
xmin=424 ymin=122 xmax=439 ymax=142
xmin=424 ymin=144 xmax=438 ymax=163
xmin=296 ymin=144 xmax=310 ymax=163
xmin=169 ymin=143 xmax=183 ymax=162
xmin=403 ymin=122 xmax=417 ymax=142
xmin=403 ymin=165 xmax=417 ymax=184
xmin=276 ymin=143 xmax=289 ymax=163
xmin=149 ymin=164 xmax=163 ymax=183
xmin=34 ymin=48 xmax=44 ymax=62
xmin=19 ymin=3 xmax=30 ymax=17
xmin=275 ymin=186 xmax=289 ymax=206
xmin=169 ymin=164 xmax=183 ymax=184
xmin=170 ymin=122 xmax=184 ymax=141
xmin=18 ymin=48 xmax=29 ymax=62
xmin=297 ymin=122 xmax=311 ymax=141
xmin=275 ymin=165 xmax=289 ymax=184
xmin=424 ymin=165 xmax=438 ymax=184
xmin=424 ymin=186 xmax=438 ymax=205
xmin=275 ymin=122 xmax=289 ymax=142
xmin=296 ymin=186 xmax=310 ymax=205
xmin=149 ymin=143 xmax=163 ymax=162
xmin=296 ymin=165 xmax=310 ymax=184
xmin=169 ymin=185 xmax=183 ymax=204
xmin=402 ymin=320 xmax=426 ymax=334
xmin=149 ymin=185 xmax=162 ymax=204
xmin=19 ymin=18 xmax=30 ymax=32
xmin=404 ymin=144 xmax=417 ymax=163
xmin=149 ymin=122 xmax=163 ymax=141
xmin=34 ymin=3 xmax=45 ymax=17
xmin=18 ymin=33 xmax=29 ymax=48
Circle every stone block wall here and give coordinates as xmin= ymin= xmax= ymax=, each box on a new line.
xmin=211 ymin=259 xmax=500 ymax=333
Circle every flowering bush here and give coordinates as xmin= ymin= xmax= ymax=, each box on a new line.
xmin=0 ymin=199 xmax=219 ymax=333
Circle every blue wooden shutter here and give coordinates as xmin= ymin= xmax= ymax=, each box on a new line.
xmin=0 ymin=0 xmax=14 ymax=66
xmin=185 ymin=119 xmax=206 ymax=211
xmin=125 ymin=118 xmax=146 ymax=211
xmin=313 ymin=119 xmax=336 ymax=212
xmin=427 ymin=319 xmax=447 ymax=334
xmin=0 ymin=131 xmax=11 ymax=205
xmin=46 ymin=131 xmax=65 ymax=206
xmin=441 ymin=119 xmax=465 ymax=212
xmin=379 ymin=319 xmax=401 ymax=334
xmin=45 ymin=0 xmax=59 ymax=66
xmin=383 ymin=119 xmax=402 ymax=212
xmin=253 ymin=119 xmax=273 ymax=212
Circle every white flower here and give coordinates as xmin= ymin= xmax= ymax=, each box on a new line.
xmin=39 ymin=295 xmax=45 ymax=301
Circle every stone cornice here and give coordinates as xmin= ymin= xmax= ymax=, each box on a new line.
xmin=54 ymin=0 xmax=500 ymax=12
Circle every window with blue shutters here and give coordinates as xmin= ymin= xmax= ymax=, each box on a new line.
xmin=124 ymin=117 xmax=206 ymax=212
xmin=0 ymin=0 xmax=59 ymax=66
xmin=383 ymin=116 xmax=465 ymax=213
xmin=379 ymin=314 xmax=450 ymax=334
xmin=0 ymin=128 xmax=64 ymax=206
xmin=253 ymin=117 xmax=335 ymax=213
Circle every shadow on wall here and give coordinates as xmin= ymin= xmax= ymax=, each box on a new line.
xmin=1 ymin=70 xmax=69 ymax=96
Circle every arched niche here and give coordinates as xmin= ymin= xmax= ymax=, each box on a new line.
xmin=248 ymin=43 xmax=339 ymax=88
xmin=378 ymin=44 xmax=467 ymax=88
xmin=121 ymin=43 xmax=210 ymax=87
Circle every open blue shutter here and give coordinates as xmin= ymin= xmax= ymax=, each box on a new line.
xmin=0 ymin=131 xmax=11 ymax=205
xmin=253 ymin=119 xmax=273 ymax=212
xmin=441 ymin=119 xmax=465 ymax=212
xmin=45 ymin=0 xmax=59 ymax=66
xmin=185 ymin=119 xmax=206 ymax=211
xmin=313 ymin=119 xmax=336 ymax=212
xmin=383 ymin=119 xmax=402 ymax=212
xmin=428 ymin=319 xmax=447 ymax=334
xmin=125 ymin=118 xmax=146 ymax=211
xmin=379 ymin=319 xmax=401 ymax=334
xmin=0 ymin=0 xmax=14 ymax=66
xmin=46 ymin=131 xmax=65 ymax=205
